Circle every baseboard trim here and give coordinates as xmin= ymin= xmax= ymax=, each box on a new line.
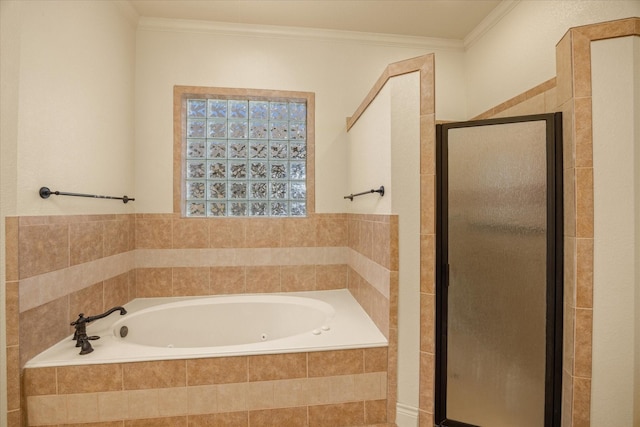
xmin=396 ymin=402 xmax=419 ymax=427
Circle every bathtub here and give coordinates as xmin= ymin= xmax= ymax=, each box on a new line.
xmin=25 ymin=289 xmax=387 ymax=367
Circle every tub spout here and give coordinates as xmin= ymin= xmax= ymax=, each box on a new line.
xmin=71 ymin=307 xmax=127 ymax=355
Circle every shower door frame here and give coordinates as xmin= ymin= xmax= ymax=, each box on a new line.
xmin=434 ymin=113 xmax=563 ymax=427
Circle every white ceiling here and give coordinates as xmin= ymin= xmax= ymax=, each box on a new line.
xmin=129 ymin=0 xmax=504 ymax=40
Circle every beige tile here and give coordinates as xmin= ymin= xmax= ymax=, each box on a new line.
xmin=564 ymin=237 xmax=576 ymax=308
xmin=419 ymin=55 xmax=435 ymax=116
xmin=420 ymin=114 xmax=436 ymax=175
xmin=572 ymin=30 xmax=592 ymax=98
xmin=273 ymin=378 xmax=307 ymax=408
xmin=20 ymin=296 xmax=70 ymax=366
xmin=561 ymin=99 xmax=575 ymax=171
xmin=316 ymin=214 xmax=348 ymax=247
xmin=574 ymin=96 xmax=593 ymax=168
xmin=27 ymin=394 xmax=68 ymax=425
xmin=418 ymin=352 xmax=434 ymax=413
xmin=494 ymin=93 xmax=545 ymax=118
xmin=281 ymin=217 xmax=316 ymax=247
xmin=389 ymin=271 xmax=399 ymax=332
xmin=575 ymin=238 xmax=593 ymax=308
xmin=187 ymin=384 xmax=218 ymax=415
xmin=245 ymin=266 xmax=281 ymax=293
xmin=419 ymin=410 xmax=434 ymax=427
xmin=575 ymin=167 xmax=594 ymax=238
xmin=173 ymin=267 xmax=210 ymax=296
xmin=305 ymin=376 xmax=332 ymax=405
xmin=173 ymin=218 xmax=209 ymax=249
xmin=563 ymin=307 xmax=576 ymax=376
xmin=564 ymin=167 xmax=576 ymax=238
xmin=248 ymin=353 xmax=307 ymax=381
xmin=210 ymin=266 xmax=246 ymax=294
xmin=7 ymin=410 xmax=21 ymax=427
xmin=246 ymin=381 xmax=275 ymax=409
xmin=127 ymin=389 xmax=159 ymax=419
xmin=123 ymin=360 xmax=186 ymax=390
xmin=358 ymin=219 xmax=374 ymax=259
xmin=209 ymin=218 xmax=246 ymax=248
xmin=315 ymin=264 xmax=347 ymax=290
xmin=574 ymin=308 xmax=593 ymax=378
xmin=420 ymin=293 xmax=435 ymax=353
xmin=245 ymin=219 xmax=282 ymax=248
xmin=544 ymin=86 xmax=558 ymax=113
xmin=188 ymin=411 xmax=248 ymax=427
xmin=217 ymin=383 xmax=248 ymax=412
xmin=281 ymin=265 xmax=315 ymax=292
xmin=19 ymin=223 xmax=69 ymax=279
xmin=126 ymin=416 xmax=188 ymax=427
xmin=69 ymin=282 xmax=104 ymax=330
xmin=577 ymin=17 xmax=638 ymax=40
xmin=562 ymin=370 xmax=573 ymax=427
xmin=159 ymin=387 xmax=188 ymax=416
xmin=308 ymin=349 xmax=363 ymax=377
xmin=371 ymin=220 xmax=390 ymax=269
xmin=420 ymin=234 xmax=435 ymax=294
xmin=5 ymin=216 xmax=19 ymax=281
xmin=572 ymin=376 xmax=591 ymax=427
xmin=104 ymin=217 xmax=131 ymax=257
xmin=6 ymin=346 xmax=20 ymax=411
xmin=364 ymin=347 xmax=388 ymax=373
xmin=135 ymin=216 xmax=173 ymax=249
xmin=98 ymin=390 xmax=128 ymax=421
xmin=365 ymin=399 xmax=388 ymax=425
xmin=187 ymin=356 xmax=248 ymax=385
xmin=104 ymin=272 xmax=131 ymax=309
xmin=355 ymin=372 xmax=386 ymax=401
xmin=58 ymin=364 xmax=123 ymax=394
xmin=5 ymin=281 xmax=19 ymax=346
xmin=308 ymin=401 xmax=364 ymax=427
xmin=67 ymin=392 xmax=99 ymax=423
xmin=555 ymin=31 xmax=573 ymax=106
xmin=70 ymin=221 xmax=104 ymax=266
xmin=420 ymin=174 xmax=435 ymax=235
xmin=23 ymin=367 xmax=57 ymax=397
xmin=135 ymin=268 xmax=172 ymax=297
xmin=249 ymin=406 xmax=307 ymax=427
xmin=329 ymin=374 xmax=355 ymax=402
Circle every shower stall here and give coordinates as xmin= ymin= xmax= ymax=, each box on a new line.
xmin=435 ymin=113 xmax=563 ymax=427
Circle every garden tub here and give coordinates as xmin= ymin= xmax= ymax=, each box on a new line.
xmin=25 ymin=289 xmax=387 ymax=367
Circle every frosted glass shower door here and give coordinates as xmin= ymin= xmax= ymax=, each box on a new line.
xmin=435 ymin=114 xmax=563 ymax=427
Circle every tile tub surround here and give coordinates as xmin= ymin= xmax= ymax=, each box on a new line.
xmin=23 ymin=348 xmax=389 ymax=426
xmin=438 ymin=17 xmax=640 ymax=427
xmin=5 ymin=212 xmax=398 ymax=425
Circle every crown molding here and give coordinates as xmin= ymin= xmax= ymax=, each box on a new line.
xmin=137 ymin=17 xmax=465 ymax=51
xmin=114 ymin=0 xmax=140 ymax=27
xmin=464 ymin=0 xmax=521 ymax=50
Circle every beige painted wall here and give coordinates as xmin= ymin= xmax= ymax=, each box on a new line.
xmin=464 ymin=0 xmax=640 ymax=118
xmin=0 ymin=1 xmax=21 ymax=421
xmin=12 ymin=0 xmax=137 ymax=216
xmin=133 ymin=19 xmax=466 ymax=214
xmin=346 ymin=72 xmax=422 ymax=422
xmin=0 ymin=0 xmax=137 ymax=421
xmin=591 ymin=35 xmax=640 ymax=427
xmin=2 ymin=0 xmax=640 ymax=424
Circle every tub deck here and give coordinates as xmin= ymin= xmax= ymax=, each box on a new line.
xmin=25 ymin=289 xmax=387 ymax=368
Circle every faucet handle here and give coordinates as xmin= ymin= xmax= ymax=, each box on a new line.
xmin=70 ymin=313 xmax=87 ymax=326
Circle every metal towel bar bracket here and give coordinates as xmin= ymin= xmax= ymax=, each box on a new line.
xmin=39 ymin=187 xmax=135 ymax=204
xmin=344 ymin=186 xmax=385 ymax=201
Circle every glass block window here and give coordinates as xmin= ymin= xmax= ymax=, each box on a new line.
xmin=184 ymin=97 xmax=307 ymax=217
